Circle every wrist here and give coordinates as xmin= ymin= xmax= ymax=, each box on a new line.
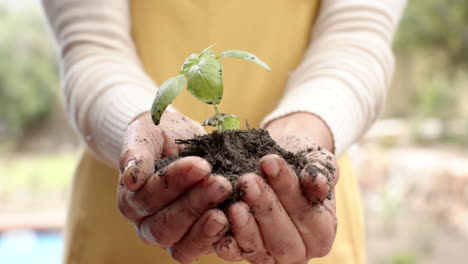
xmin=264 ymin=112 xmax=334 ymax=153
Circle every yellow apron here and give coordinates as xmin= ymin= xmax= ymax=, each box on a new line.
xmin=63 ymin=1 xmax=365 ymax=263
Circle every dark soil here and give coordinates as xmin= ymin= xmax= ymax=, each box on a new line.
xmin=154 ymin=129 xmax=310 ymax=208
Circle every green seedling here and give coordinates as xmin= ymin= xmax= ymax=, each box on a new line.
xmin=151 ymin=45 xmax=271 ymax=132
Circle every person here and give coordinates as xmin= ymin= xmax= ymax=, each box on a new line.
xmin=42 ymin=0 xmax=406 ymax=263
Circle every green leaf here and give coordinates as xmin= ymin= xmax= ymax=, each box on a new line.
xmin=219 ymin=114 xmax=240 ymax=131
xmin=218 ymin=50 xmax=271 ymax=72
xmin=202 ymin=113 xmax=240 ymax=131
xmin=198 ymin=44 xmax=216 ymax=58
xmin=180 ymin=45 xmax=216 ymax=75
xmin=200 ymin=50 xmax=215 ymax=59
xmin=179 ymin=53 xmax=199 ymax=75
xmin=151 ymin=74 xmax=186 ymax=125
xmin=186 ymin=57 xmax=224 ymax=104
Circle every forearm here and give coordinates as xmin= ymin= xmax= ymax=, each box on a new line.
xmin=42 ymin=0 xmax=157 ymax=166
xmin=262 ymin=0 xmax=407 ymax=156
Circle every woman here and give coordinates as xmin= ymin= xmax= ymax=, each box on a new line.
xmin=42 ymin=0 xmax=406 ymax=263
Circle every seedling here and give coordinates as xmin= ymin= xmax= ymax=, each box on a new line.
xmin=151 ymin=45 xmax=271 ymax=131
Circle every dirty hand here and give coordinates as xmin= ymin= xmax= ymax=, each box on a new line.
xmin=118 ymin=111 xmax=232 ymax=263
xmin=214 ymin=112 xmax=339 ymax=264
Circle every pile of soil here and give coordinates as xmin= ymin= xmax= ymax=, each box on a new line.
xmin=154 ymin=129 xmax=311 ymax=207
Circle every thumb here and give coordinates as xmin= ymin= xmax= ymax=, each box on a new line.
xmin=120 ymin=113 xmax=164 ymax=191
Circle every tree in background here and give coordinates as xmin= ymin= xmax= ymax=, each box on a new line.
xmin=393 ymin=0 xmax=468 ymax=144
xmin=395 ymin=0 xmax=468 ymax=68
xmin=0 ymin=5 xmax=58 ymax=141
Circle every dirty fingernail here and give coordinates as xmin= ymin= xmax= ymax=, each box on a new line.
xmin=262 ymin=158 xmax=279 ymax=178
xmin=127 ymin=164 xmax=141 ymax=183
xmin=244 ymin=178 xmax=261 ymax=201
xmin=205 ymin=218 xmax=227 ymax=237
xmin=207 ymin=178 xmax=230 ymax=201
xmin=123 ymin=166 xmax=138 ymax=186
xmin=122 ymin=158 xmax=135 ymax=170
xmin=219 ymin=236 xmax=233 ymax=250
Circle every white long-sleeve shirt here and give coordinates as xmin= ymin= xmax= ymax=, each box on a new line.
xmin=42 ymin=0 xmax=406 ymax=167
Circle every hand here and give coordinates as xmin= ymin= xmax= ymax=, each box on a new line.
xmin=213 ymin=112 xmax=339 ymax=264
xmin=118 ymin=112 xmax=233 ymax=263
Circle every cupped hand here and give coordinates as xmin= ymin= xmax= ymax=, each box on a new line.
xmin=118 ymin=112 xmax=233 ymax=263
xmin=214 ymin=113 xmax=339 ymax=264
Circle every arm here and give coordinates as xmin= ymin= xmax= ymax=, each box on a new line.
xmin=42 ymin=0 xmax=157 ymax=167
xmin=263 ymin=0 xmax=407 ymax=155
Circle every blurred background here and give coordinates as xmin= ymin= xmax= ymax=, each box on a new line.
xmin=0 ymin=0 xmax=467 ymax=263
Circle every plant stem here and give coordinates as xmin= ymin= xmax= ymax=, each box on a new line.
xmin=213 ymin=104 xmax=220 ymax=115
xmin=212 ymin=104 xmax=222 ymax=131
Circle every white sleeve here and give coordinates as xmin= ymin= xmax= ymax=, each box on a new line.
xmin=261 ymin=0 xmax=407 ymax=156
xmin=41 ymin=0 xmax=157 ymax=167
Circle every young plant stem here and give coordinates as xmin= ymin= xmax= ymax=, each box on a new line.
xmin=213 ymin=104 xmax=220 ymax=115
xmin=213 ymin=104 xmax=221 ymax=130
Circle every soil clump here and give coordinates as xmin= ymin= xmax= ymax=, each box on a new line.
xmin=154 ymin=129 xmax=310 ymax=207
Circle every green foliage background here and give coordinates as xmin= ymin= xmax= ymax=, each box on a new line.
xmin=0 ymin=5 xmax=58 ymax=140
xmin=395 ymin=0 xmax=468 ymax=68
xmin=392 ymin=0 xmax=468 ymax=130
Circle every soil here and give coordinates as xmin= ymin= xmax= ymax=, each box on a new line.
xmin=154 ymin=129 xmax=312 ymax=208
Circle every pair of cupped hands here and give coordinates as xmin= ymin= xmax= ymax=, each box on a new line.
xmin=118 ymin=111 xmax=339 ymax=264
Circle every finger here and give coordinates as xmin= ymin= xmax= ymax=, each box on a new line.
xmin=213 ymin=235 xmax=243 ymax=262
xmin=300 ymin=149 xmax=339 ymax=203
xmin=260 ymin=154 xmax=338 ymax=258
xmin=260 ymin=154 xmax=329 ymax=205
xmin=138 ymin=175 xmax=232 ymax=247
xmin=299 ymin=165 xmax=331 ymax=204
xmin=169 ymin=209 xmax=229 ymax=264
xmin=298 ymin=165 xmax=338 ymax=257
xmin=227 ymin=202 xmax=275 ymax=264
xmin=118 ymin=156 xmax=211 ymax=221
xmin=120 ymin=117 xmax=164 ymax=191
xmin=239 ymin=173 xmax=306 ymax=263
